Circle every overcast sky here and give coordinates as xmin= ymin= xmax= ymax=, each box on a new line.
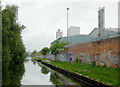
xmin=1 ymin=0 xmax=119 ymax=52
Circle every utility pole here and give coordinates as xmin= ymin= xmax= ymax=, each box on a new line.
xmin=67 ymin=8 xmax=69 ymax=36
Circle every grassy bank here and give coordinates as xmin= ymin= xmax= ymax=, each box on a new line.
xmin=34 ymin=57 xmax=119 ymax=85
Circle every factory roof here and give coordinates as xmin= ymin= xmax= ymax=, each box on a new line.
xmin=51 ymin=28 xmax=119 ymax=47
xmin=89 ymin=28 xmax=118 ymax=37
xmin=51 ymin=35 xmax=96 ymax=47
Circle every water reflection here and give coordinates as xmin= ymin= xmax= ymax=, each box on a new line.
xmin=3 ymin=58 xmax=89 ymax=86
xmin=31 ymin=58 xmax=36 ymax=65
xmin=50 ymin=72 xmax=63 ymax=85
xmin=37 ymin=62 xmax=79 ymax=86
xmin=37 ymin=60 xmax=88 ymax=87
xmin=3 ymin=57 xmax=83 ymax=86
xmin=21 ymin=58 xmax=52 ymax=85
xmin=37 ymin=62 xmax=64 ymax=85
xmin=2 ymin=59 xmax=25 ymax=86
xmin=41 ymin=66 xmax=49 ymax=75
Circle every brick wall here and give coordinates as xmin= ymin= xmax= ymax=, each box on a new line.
xmin=64 ymin=37 xmax=119 ymax=68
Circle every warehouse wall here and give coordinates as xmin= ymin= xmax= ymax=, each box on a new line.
xmin=64 ymin=37 xmax=119 ymax=68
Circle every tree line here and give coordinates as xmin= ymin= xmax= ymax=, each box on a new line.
xmin=2 ymin=5 xmax=25 ymax=85
xmin=31 ymin=40 xmax=69 ymax=59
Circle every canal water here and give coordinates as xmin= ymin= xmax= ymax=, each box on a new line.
xmin=21 ymin=57 xmax=52 ymax=85
xmin=20 ymin=57 xmax=88 ymax=86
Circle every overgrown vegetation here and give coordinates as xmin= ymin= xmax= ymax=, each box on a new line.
xmin=2 ymin=5 xmax=25 ymax=85
xmin=36 ymin=57 xmax=119 ymax=85
xmin=30 ymin=40 xmax=70 ymax=59
xmin=41 ymin=47 xmax=49 ymax=55
xmin=50 ymin=40 xmax=69 ymax=59
xmin=30 ymin=50 xmax=37 ymax=57
xmin=0 ymin=3 xmax=2 ymax=85
xmin=24 ymin=51 xmax=30 ymax=58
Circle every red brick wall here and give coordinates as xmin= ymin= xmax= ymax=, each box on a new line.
xmin=64 ymin=37 xmax=119 ymax=68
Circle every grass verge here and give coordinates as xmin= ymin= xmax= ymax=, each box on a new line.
xmin=34 ymin=57 xmax=119 ymax=86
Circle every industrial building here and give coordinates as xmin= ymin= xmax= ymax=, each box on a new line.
xmin=52 ymin=27 xmax=118 ymax=46
xmin=50 ymin=26 xmax=119 ymax=68
xmin=52 ymin=7 xmax=118 ymax=46
xmin=89 ymin=28 xmax=118 ymax=37
xmin=67 ymin=26 xmax=80 ymax=36
xmin=43 ymin=7 xmax=119 ymax=68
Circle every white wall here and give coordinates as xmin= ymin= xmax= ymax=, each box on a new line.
xmin=67 ymin=26 xmax=80 ymax=36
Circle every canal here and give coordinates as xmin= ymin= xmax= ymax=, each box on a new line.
xmin=20 ymin=57 xmax=88 ymax=86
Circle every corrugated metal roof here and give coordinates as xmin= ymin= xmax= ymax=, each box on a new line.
xmin=51 ymin=28 xmax=119 ymax=47
xmin=51 ymin=35 xmax=96 ymax=47
xmin=89 ymin=28 xmax=118 ymax=37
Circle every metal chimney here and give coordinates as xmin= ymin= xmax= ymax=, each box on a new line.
xmin=98 ymin=7 xmax=105 ymax=38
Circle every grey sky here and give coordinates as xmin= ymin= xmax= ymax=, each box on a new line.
xmin=1 ymin=0 xmax=119 ymax=52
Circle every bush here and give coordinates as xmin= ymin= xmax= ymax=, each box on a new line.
xmin=91 ymin=61 xmax=96 ymax=67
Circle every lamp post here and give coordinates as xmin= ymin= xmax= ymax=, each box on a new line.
xmin=67 ymin=8 xmax=69 ymax=36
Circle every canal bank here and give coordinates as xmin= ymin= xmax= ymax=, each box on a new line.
xmin=34 ymin=58 xmax=115 ymax=87
xmin=21 ymin=58 xmax=89 ymax=86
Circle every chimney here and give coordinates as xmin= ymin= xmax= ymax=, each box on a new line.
xmin=98 ymin=7 xmax=105 ymax=38
xmin=56 ymin=29 xmax=62 ymax=40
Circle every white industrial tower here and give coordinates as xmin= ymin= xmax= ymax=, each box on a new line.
xmin=56 ymin=29 xmax=62 ymax=40
xmin=98 ymin=7 xmax=105 ymax=37
xmin=118 ymin=1 xmax=120 ymax=28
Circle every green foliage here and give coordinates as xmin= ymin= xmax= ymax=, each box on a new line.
xmin=25 ymin=51 xmax=30 ymax=58
xmin=2 ymin=5 xmax=25 ymax=85
xmin=37 ymin=51 xmax=42 ymax=56
xmin=41 ymin=66 xmax=49 ymax=75
xmin=45 ymin=60 xmax=119 ymax=85
xmin=41 ymin=47 xmax=49 ymax=55
xmin=75 ymin=56 xmax=82 ymax=64
xmin=30 ymin=50 xmax=37 ymax=57
xmin=0 ymin=4 xmax=2 ymax=84
xmin=91 ymin=62 xmax=96 ymax=67
xmin=50 ymin=40 xmax=69 ymax=59
xmin=50 ymin=73 xmax=62 ymax=85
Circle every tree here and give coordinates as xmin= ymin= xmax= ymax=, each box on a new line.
xmin=2 ymin=5 xmax=25 ymax=85
xmin=30 ymin=50 xmax=37 ymax=57
xmin=50 ymin=40 xmax=69 ymax=59
xmin=41 ymin=47 xmax=49 ymax=55
xmin=25 ymin=51 xmax=30 ymax=58
xmin=37 ymin=51 xmax=42 ymax=56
